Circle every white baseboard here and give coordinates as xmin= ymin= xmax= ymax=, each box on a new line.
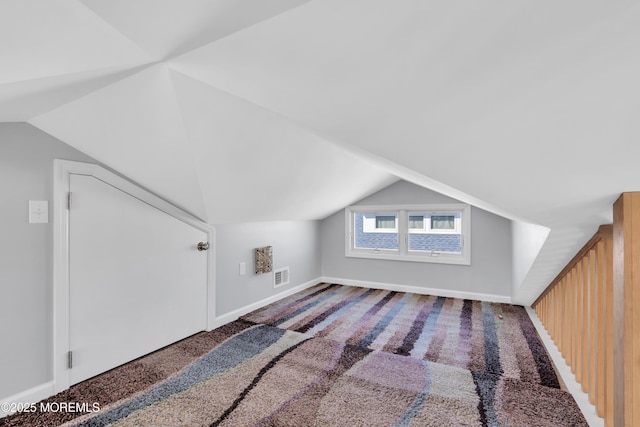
xmin=525 ymin=307 xmax=603 ymax=427
xmin=322 ymin=276 xmax=512 ymax=304
xmin=210 ymin=277 xmax=322 ymax=329
xmin=0 ymin=381 xmax=55 ymax=418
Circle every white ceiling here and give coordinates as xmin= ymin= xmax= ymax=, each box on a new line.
xmin=2 ymin=0 xmax=639 ymax=304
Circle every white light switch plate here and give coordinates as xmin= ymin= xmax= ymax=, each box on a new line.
xmin=29 ymin=200 xmax=49 ymax=224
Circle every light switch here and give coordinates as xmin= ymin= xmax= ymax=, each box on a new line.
xmin=29 ymin=200 xmax=49 ymax=224
xmin=239 ymin=262 xmax=246 ymax=276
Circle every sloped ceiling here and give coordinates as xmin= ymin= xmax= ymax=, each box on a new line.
xmin=2 ymin=0 xmax=639 ymax=304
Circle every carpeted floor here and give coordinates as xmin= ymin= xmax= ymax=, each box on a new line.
xmin=241 ymin=283 xmax=561 ymax=388
xmin=1 ymin=283 xmax=588 ymax=427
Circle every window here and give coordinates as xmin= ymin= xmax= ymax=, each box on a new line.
xmin=375 ymin=215 xmax=396 ymax=229
xmin=356 ymin=212 xmax=398 ymax=250
xmin=345 ymin=204 xmax=471 ymax=265
xmin=408 ymin=215 xmax=424 ymax=229
xmin=431 ymin=215 xmax=454 ymax=230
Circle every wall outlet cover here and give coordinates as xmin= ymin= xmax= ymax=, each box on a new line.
xmin=29 ymin=200 xmax=49 ymax=223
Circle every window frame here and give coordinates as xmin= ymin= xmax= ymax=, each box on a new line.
xmin=345 ymin=204 xmax=471 ymax=265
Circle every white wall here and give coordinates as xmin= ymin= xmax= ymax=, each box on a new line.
xmin=0 ymin=123 xmax=324 ymax=401
xmin=320 ymin=181 xmax=513 ymax=300
xmin=511 ymin=220 xmax=550 ymax=296
xmin=0 ymin=123 xmax=508 ymax=401
xmin=214 ymin=220 xmax=321 ymax=318
xmin=0 ymin=123 xmax=95 ymax=398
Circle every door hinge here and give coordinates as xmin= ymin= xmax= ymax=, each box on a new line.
xmin=67 ymin=192 xmax=72 ymax=210
xmin=67 ymin=351 xmax=73 ymax=369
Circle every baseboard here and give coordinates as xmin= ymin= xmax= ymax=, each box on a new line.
xmin=525 ymin=307 xmax=603 ymax=427
xmin=322 ymin=276 xmax=512 ymax=303
xmin=0 ymin=381 xmax=55 ymax=418
xmin=210 ymin=277 xmax=322 ymax=329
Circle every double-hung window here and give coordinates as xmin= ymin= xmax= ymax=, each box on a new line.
xmin=345 ymin=204 xmax=471 ymax=265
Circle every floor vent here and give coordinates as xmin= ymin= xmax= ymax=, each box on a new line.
xmin=273 ymin=267 xmax=290 ymax=288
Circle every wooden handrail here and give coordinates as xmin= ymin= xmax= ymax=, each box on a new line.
xmin=533 ymin=224 xmax=612 ymax=308
xmin=533 ymin=223 xmax=613 ymax=425
xmin=533 ymin=192 xmax=640 ymax=427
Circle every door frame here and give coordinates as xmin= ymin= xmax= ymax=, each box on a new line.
xmin=52 ymin=159 xmax=215 ymax=393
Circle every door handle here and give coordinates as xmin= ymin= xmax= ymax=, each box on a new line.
xmin=197 ymin=242 xmax=209 ymax=251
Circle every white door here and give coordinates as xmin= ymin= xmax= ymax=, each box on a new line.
xmin=68 ymin=174 xmax=208 ymax=385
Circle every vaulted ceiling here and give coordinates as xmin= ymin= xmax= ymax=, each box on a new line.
xmin=2 ymin=0 xmax=639 ymax=304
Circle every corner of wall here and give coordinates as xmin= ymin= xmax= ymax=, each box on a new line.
xmin=511 ymin=220 xmax=550 ymax=297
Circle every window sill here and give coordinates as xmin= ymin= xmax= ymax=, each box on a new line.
xmin=346 ymin=250 xmax=470 ymax=265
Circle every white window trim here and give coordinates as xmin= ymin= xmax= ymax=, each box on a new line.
xmin=345 ymin=204 xmax=471 ymax=265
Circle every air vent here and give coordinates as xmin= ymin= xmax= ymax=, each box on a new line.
xmin=273 ymin=267 xmax=290 ymax=288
